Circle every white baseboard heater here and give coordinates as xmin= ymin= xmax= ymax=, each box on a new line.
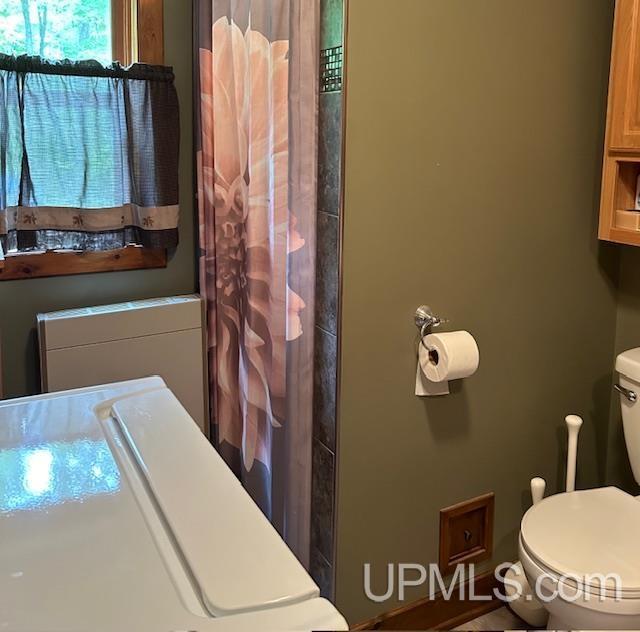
xmin=38 ymin=295 xmax=209 ymax=435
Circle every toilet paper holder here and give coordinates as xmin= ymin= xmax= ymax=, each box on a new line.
xmin=415 ymin=305 xmax=448 ymax=347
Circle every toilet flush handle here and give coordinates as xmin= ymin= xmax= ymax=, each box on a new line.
xmin=614 ymin=383 xmax=638 ymax=403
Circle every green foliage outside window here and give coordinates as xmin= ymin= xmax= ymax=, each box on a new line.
xmin=0 ymin=0 xmax=112 ymax=64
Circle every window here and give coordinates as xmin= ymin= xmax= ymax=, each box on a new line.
xmin=0 ymin=0 xmax=163 ymax=66
xmin=0 ymin=0 xmax=166 ymax=281
xmin=0 ymin=1 xmax=113 ymax=65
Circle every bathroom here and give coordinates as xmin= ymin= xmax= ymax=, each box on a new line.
xmin=1 ymin=0 xmax=640 ymax=630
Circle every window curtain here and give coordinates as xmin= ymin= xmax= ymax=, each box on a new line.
xmin=195 ymin=0 xmax=319 ymax=566
xmin=0 ymin=55 xmax=180 ymax=253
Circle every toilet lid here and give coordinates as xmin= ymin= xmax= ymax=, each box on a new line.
xmin=520 ymin=487 xmax=640 ymax=594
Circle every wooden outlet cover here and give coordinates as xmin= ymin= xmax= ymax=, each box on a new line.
xmin=439 ymin=492 xmax=495 ymax=573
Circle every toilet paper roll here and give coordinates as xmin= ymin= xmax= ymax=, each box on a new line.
xmin=419 ymin=331 xmax=479 ymax=384
xmin=415 ymin=363 xmax=450 ymax=396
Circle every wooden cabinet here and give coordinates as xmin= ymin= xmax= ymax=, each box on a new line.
xmin=608 ymin=0 xmax=640 ymax=151
xmin=600 ymin=0 xmax=640 ymax=244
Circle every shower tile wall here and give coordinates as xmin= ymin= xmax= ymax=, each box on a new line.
xmin=310 ymin=0 xmax=343 ymax=601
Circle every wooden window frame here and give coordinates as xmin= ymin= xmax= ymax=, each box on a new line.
xmin=1 ymin=0 xmax=166 ymax=282
xmin=112 ymin=0 xmax=165 ymax=66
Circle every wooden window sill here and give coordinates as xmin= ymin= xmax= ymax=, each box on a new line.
xmin=0 ymin=246 xmax=166 ymax=281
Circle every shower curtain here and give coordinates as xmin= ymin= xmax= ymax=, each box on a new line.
xmin=195 ymin=0 xmax=318 ymax=565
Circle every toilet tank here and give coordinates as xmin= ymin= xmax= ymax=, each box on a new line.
xmin=616 ymin=348 xmax=640 ymax=485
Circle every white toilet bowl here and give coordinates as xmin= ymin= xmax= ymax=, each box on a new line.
xmin=518 ymin=487 xmax=640 ymax=630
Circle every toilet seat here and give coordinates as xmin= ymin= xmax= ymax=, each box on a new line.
xmin=519 ymin=537 xmax=640 ymax=619
xmin=520 ymin=537 xmax=640 ymax=603
xmin=520 ymin=487 xmax=640 ymax=599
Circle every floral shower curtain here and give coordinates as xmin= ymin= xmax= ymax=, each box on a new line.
xmin=195 ymin=1 xmax=318 ymax=565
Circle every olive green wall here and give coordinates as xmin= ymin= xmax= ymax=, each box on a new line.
xmin=608 ymin=246 xmax=640 ymax=490
xmin=335 ymin=0 xmax=618 ymax=624
xmin=0 ymin=0 xmax=196 ymax=398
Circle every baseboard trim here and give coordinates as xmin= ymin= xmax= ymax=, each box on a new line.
xmin=351 ymin=568 xmax=504 ymax=631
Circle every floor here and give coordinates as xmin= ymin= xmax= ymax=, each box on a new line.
xmin=453 ymin=606 xmax=532 ymax=631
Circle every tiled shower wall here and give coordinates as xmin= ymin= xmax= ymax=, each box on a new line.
xmin=310 ymin=0 xmax=344 ymax=600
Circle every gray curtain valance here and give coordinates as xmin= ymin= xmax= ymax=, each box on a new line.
xmin=0 ymin=54 xmax=180 ymax=253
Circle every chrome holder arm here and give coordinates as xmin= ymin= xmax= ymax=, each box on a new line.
xmin=415 ymin=306 xmax=448 ymax=349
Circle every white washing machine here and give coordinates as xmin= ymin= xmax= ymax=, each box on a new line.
xmin=0 ymin=378 xmax=347 ymax=631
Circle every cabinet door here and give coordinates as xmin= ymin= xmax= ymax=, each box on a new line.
xmin=609 ymin=0 xmax=640 ymax=151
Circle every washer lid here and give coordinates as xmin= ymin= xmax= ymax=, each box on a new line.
xmin=0 ymin=380 xmax=344 ymax=631
xmin=110 ymin=388 xmax=320 ymax=616
xmin=521 ymin=488 xmax=640 ymax=592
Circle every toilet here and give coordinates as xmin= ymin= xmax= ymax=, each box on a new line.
xmin=518 ymin=348 xmax=640 ymax=630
